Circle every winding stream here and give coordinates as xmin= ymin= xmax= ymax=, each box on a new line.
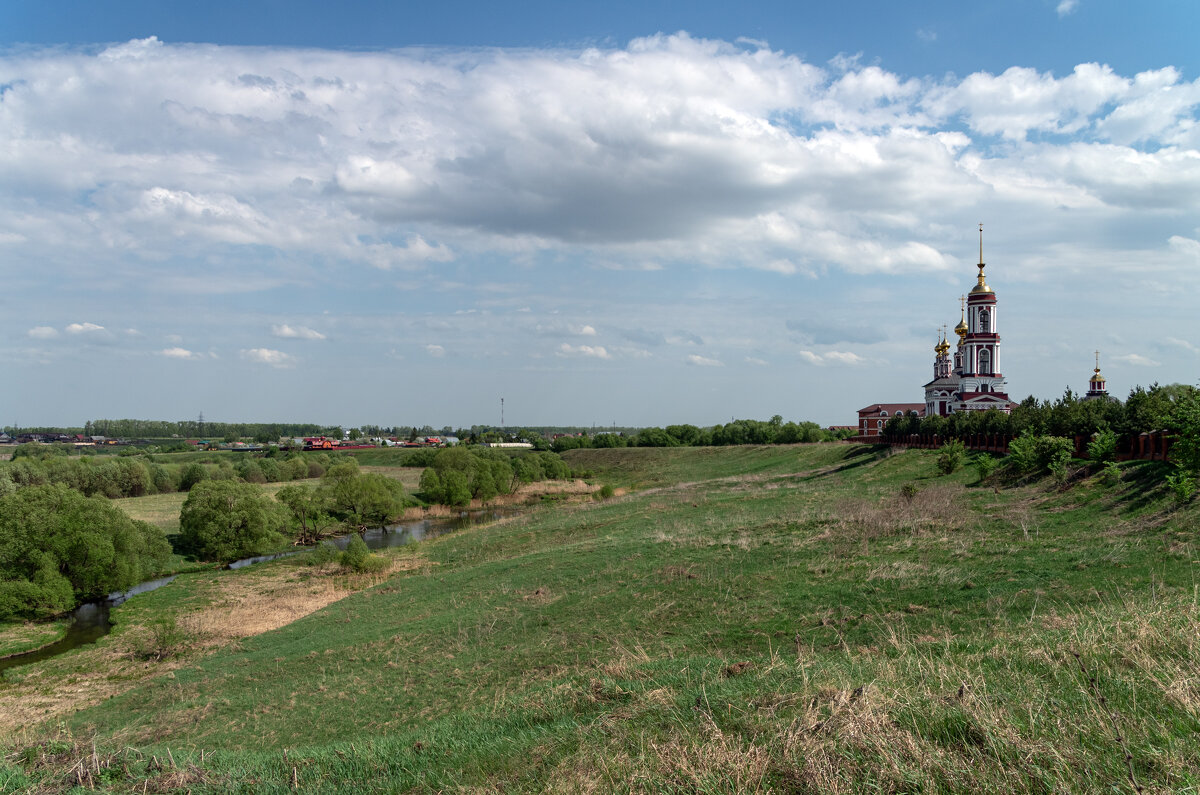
xmin=0 ymin=507 xmax=515 ymax=673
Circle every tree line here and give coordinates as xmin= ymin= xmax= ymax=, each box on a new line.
xmin=882 ymin=383 xmax=1198 ymax=445
xmin=550 ymin=416 xmax=852 ymax=452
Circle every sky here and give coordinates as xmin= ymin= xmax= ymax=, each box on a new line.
xmin=1 ymin=1 xmax=1198 ymax=430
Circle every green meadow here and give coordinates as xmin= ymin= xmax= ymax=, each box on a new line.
xmin=3 ymin=443 xmax=1199 ymax=793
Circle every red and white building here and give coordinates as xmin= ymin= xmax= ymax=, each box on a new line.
xmin=857 ymin=403 xmax=926 ymax=438
xmin=925 ymin=227 xmax=1014 ymax=417
xmin=858 ymin=228 xmax=1014 ymax=435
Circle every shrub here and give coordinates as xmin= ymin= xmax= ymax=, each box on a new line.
xmin=339 ymin=535 xmax=387 ymax=573
xmin=973 ymin=454 xmax=999 ymax=484
xmin=179 ymin=480 xmax=288 ymax=563
xmin=1166 ymin=470 xmax=1196 ymax=506
xmin=936 ymin=440 xmax=966 ymax=475
xmin=899 ymin=483 xmax=919 ymax=503
xmin=1008 ymin=434 xmax=1073 ymax=477
xmin=179 ymin=462 xmax=207 ymax=492
xmin=133 ymin=616 xmax=192 ymax=661
xmin=595 ymin=483 xmax=615 ymax=500
xmin=307 ymin=541 xmax=340 ymax=569
xmin=1101 ymin=461 xmax=1121 ymax=486
xmin=1087 ymin=429 xmax=1118 ymax=463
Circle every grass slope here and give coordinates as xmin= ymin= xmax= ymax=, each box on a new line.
xmin=4 ymin=444 xmax=1200 ymax=793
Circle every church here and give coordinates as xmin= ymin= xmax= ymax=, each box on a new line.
xmin=857 ymin=227 xmax=1013 ymax=438
xmin=923 ymin=226 xmax=1013 ymax=417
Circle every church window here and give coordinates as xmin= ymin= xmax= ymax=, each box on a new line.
xmin=979 ymin=348 xmax=991 ymax=375
xmin=980 ymin=310 xmax=991 ymax=333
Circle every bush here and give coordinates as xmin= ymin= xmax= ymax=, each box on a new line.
xmin=1008 ymin=434 xmax=1074 ymax=477
xmin=132 ymin=616 xmax=192 ymax=661
xmin=179 ymin=480 xmax=288 ymax=563
xmin=973 ymin=454 xmax=999 ymax=484
xmin=179 ymin=462 xmax=207 ymax=492
xmin=936 ymin=440 xmax=966 ymax=475
xmin=340 ymin=535 xmax=388 ymax=573
xmin=899 ymin=483 xmax=919 ymax=503
xmin=1087 ymin=429 xmax=1118 ymax=463
xmin=595 ymin=483 xmax=615 ymax=501
xmin=306 ymin=541 xmax=340 ymax=569
xmin=1166 ymin=470 xmax=1196 ymax=506
xmin=1101 ymin=461 xmax=1121 ymax=486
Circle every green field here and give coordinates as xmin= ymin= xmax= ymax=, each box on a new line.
xmin=3 ymin=443 xmax=1199 ymax=793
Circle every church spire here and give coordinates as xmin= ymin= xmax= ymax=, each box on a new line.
xmin=970 ymin=223 xmax=992 ymax=294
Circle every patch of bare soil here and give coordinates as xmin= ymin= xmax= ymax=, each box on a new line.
xmin=0 ymin=559 xmax=424 ymax=742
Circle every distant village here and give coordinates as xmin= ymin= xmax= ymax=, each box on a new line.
xmin=0 ymin=432 xmax=542 ymax=452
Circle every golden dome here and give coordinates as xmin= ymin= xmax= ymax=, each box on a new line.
xmin=969 ymin=262 xmax=992 ymax=294
xmin=935 ymin=337 xmax=950 ymax=355
xmin=1090 ymin=367 xmax=1104 ymax=384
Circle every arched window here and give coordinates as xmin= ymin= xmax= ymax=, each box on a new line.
xmin=979 ymin=348 xmax=991 ymax=375
xmin=979 ymin=310 xmax=991 ymax=333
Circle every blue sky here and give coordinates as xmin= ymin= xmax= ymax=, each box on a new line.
xmin=1 ymin=1 xmax=1198 ymax=429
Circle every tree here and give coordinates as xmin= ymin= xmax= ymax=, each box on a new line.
xmin=179 ymin=480 xmax=288 ymax=563
xmin=0 ymin=484 xmax=170 ymax=618
xmin=276 ymin=484 xmax=334 ymax=544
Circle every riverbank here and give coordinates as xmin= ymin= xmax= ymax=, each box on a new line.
xmin=0 ymin=548 xmax=424 ymax=741
xmin=0 ymin=620 xmax=69 ymax=659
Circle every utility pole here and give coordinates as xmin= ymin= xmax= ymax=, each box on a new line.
xmin=500 ymin=397 xmax=504 ymax=430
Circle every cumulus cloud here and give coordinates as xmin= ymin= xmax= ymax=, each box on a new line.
xmin=425 ymin=344 xmax=445 ymax=357
xmin=27 ymin=326 xmax=58 ymax=339
xmin=1 ymin=33 xmax=1198 ymax=286
xmin=272 ymin=324 xmax=326 ymax=340
xmin=241 ymin=348 xmax=296 ymax=368
xmin=65 ymin=322 xmax=105 ymax=334
xmin=686 ymin=354 xmax=723 ymax=367
xmin=1056 ymin=0 xmax=1079 ymax=17
xmin=558 ymin=343 xmax=611 ymax=359
xmin=797 ymin=350 xmax=865 ymax=366
xmin=1112 ymin=353 xmax=1160 ymax=367
xmin=160 ymin=347 xmax=199 ymax=359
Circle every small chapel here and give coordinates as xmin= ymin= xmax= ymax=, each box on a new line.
xmin=923 ymin=226 xmax=1013 ymax=417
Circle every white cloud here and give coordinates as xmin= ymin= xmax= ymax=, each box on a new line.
xmin=745 ymin=357 xmax=769 ymax=366
xmin=1056 ymin=0 xmax=1079 ymax=17
xmin=575 ymin=325 xmax=598 ymax=336
xmin=425 ymin=344 xmax=446 ymax=357
xmin=65 ymin=322 xmax=105 ymax=334
xmin=241 ymin=348 xmax=296 ymax=368
xmin=798 ymin=350 xmax=865 ymax=366
xmin=558 ymin=343 xmax=611 ymax=360
xmin=686 ymin=354 xmax=723 ymax=367
xmin=27 ymin=326 xmax=58 ymax=339
xmin=824 ymin=351 xmax=865 ymax=365
xmin=1112 ymin=353 xmax=1160 ymax=367
xmin=272 ymin=324 xmax=326 ymax=340
xmin=161 ymin=347 xmax=199 ymax=359
xmin=1164 ymin=337 xmax=1199 ymax=354
xmin=916 ymin=29 xmax=937 ymax=43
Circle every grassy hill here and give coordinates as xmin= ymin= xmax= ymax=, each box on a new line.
xmin=3 ymin=443 xmax=1199 ymax=793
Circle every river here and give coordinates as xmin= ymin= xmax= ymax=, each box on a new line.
xmin=0 ymin=507 xmax=515 ymax=673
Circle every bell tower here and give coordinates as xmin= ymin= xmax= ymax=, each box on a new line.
xmin=949 ymin=225 xmax=1012 ymax=413
xmin=1085 ymin=351 xmax=1109 ymax=400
